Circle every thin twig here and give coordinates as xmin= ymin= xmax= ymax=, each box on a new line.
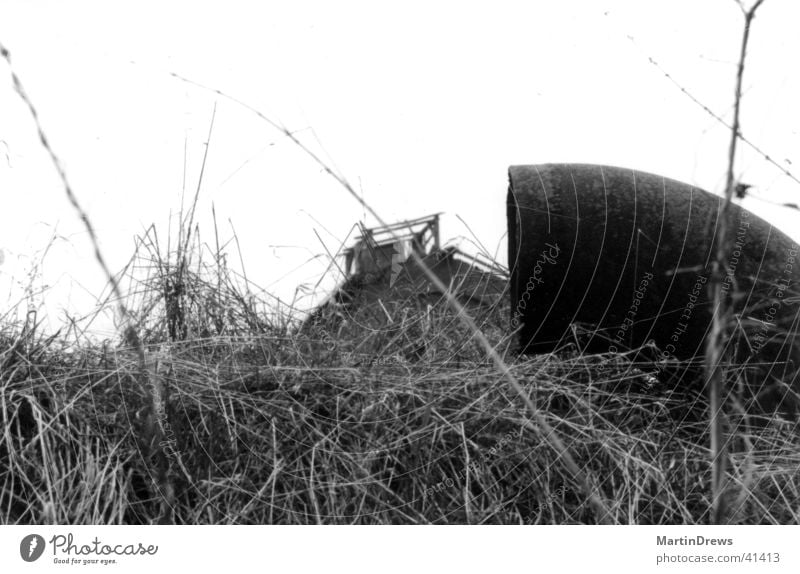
xmin=705 ymin=0 xmax=766 ymax=525
xmin=618 ymin=11 xmax=798 ymax=189
xmin=0 ymin=40 xmax=176 ymax=523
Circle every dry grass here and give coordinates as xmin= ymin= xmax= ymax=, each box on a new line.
xmin=2 ymin=230 xmax=799 ymax=525
xmin=4 ymin=9 xmax=798 ymax=524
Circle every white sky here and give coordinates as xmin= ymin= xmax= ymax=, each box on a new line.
xmin=1 ymin=0 xmax=799 ymax=337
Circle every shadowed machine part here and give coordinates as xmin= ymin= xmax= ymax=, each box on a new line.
xmin=507 ymin=163 xmax=800 ymax=414
xmin=334 ymin=213 xmax=507 ymax=308
xmin=304 ymin=214 xmax=508 ymax=332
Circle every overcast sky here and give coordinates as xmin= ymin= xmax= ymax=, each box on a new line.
xmin=1 ymin=0 xmax=798 ymax=336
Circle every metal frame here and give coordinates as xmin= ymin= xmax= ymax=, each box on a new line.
xmin=343 ymin=213 xmax=441 ymax=276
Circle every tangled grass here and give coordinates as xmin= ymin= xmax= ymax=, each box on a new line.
xmin=2 ymin=243 xmax=799 ymax=524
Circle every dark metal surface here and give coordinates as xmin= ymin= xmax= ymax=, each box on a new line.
xmin=508 ymin=163 xmax=800 ymax=413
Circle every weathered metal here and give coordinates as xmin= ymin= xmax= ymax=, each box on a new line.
xmin=343 ymin=213 xmax=441 ymax=277
xmin=508 ymin=163 xmax=800 ymax=413
xmin=305 ymin=214 xmax=507 ymax=337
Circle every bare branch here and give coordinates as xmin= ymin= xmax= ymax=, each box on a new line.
xmin=705 ymin=0 xmax=766 ymax=525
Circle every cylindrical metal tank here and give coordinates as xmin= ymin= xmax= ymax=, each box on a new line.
xmin=507 ymin=163 xmax=800 ymax=412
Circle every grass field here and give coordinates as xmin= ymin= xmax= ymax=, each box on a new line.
xmin=2 ymin=228 xmax=799 ymax=525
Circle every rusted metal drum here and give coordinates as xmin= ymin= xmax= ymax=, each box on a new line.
xmin=507 ymin=163 xmax=800 ymax=412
